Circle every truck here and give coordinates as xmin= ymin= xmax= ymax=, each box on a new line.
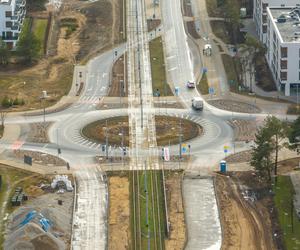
xmin=192 ymin=97 xmax=204 ymax=111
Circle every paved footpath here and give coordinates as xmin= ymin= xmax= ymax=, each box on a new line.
xmin=290 ymin=170 xmax=300 ymax=218
xmin=183 ymin=176 xmax=222 ymax=250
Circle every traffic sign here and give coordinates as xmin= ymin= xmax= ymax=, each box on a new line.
xmin=209 ymin=87 xmax=214 ymax=94
xmin=163 ymin=147 xmax=170 ymax=161
xmin=182 ymin=144 xmax=187 ymax=153
xmin=223 ymin=145 xmax=229 ymax=153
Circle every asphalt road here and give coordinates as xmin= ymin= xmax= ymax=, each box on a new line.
xmin=0 ymin=0 xmax=298 ymax=249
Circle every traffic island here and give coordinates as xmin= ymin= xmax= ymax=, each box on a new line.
xmin=81 ymin=115 xmax=203 ymax=146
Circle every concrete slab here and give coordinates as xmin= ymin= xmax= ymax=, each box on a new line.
xmin=183 ymin=177 xmax=221 ymax=250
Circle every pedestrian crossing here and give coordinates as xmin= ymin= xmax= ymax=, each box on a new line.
xmin=78 ymin=95 xmax=102 ymax=104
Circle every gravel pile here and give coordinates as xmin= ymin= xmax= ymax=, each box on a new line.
xmin=225 ymin=150 xmax=252 ymax=163
xmin=208 ymin=99 xmax=261 ymax=113
xmin=14 ymin=150 xmax=67 ymax=166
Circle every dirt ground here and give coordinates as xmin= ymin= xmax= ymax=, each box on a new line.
xmin=215 ymin=173 xmax=277 ymax=250
xmin=164 ymin=171 xmax=186 ymax=250
xmin=108 ymin=176 xmax=130 ymax=250
xmin=0 ymin=0 xmax=123 ymax=111
xmin=25 ymin=122 xmax=52 ymax=143
xmin=12 ymin=150 xmax=67 ymax=166
xmin=108 ymin=54 xmax=128 ymax=97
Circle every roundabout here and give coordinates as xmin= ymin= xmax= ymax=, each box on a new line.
xmin=81 ymin=115 xmax=203 ymax=146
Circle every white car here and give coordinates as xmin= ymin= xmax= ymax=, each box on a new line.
xmin=192 ymin=97 xmax=203 ymax=111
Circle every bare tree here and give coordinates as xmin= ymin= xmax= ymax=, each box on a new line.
xmin=0 ymin=111 xmax=7 ymax=128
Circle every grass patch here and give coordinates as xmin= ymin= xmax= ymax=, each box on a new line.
xmin=130 ymin=171 xmax=166 ymax=249
xmin=19 ymin=18 xmax=31 ymax=40
xmin=0 ymin=166 xmax=31 ymax=246
xmin=32 ymin=18 xmax=48 ymax=55
xmin=197 ymin=73 xmax=209 ymax=95
xmin=82 ymin=116 xmax=202 ymax=146
xmin=221 ymin=54 xmax=241 ymax=92
xmin=149 ymin=37 xmax=173 ymax=96
xmin=273 ymin=176 xmax=300 ymax=249
xmin=0 ymin=63 xmax=73 ymax=111
xmin=60 ymin=18 xmax=78 ymax=39
xmin=210 ymin=21 xmax=246 ymax=44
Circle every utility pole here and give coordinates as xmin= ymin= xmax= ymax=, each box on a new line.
xmin=179 ymin=117 xmax=182 ymax=159
xmin=121 ymin=126 xmax=124 ymax=167
xmin=297 ymin=84 xmax=299 ymax=111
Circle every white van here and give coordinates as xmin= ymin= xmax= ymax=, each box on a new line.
xmin=192 ymin=97 xmax=204 ymax=111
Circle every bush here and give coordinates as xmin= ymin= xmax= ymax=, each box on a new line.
xmin=1 ymin=96 xmax=12 ymax=108
xmin=1 ymin=96 xmax=25 ymax=108
xmin=13 ymin=98 xmax=19 ymax=105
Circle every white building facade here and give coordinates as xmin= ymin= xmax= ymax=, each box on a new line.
xmin=265 ymin=7 xmax=300 ymax=96
xmin=0 ymin=0 xmax=26 ymax=49
xmin=253 ymin=0 xmax=300 ymax=43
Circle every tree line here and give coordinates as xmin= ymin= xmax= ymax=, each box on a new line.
xmin=0 ymin=28 xmax=41 ymax=65
xmin=251 ymin=116 xmax=300 ymax=181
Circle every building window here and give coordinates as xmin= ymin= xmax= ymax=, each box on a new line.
xmin=280 ymin=71 xmax=287 ymax=81
xmin=263 ymin=25 xmax=267 ymax=33
xmin=6 ymin=22 xmax=12 ymax=28
xmin=5 ymin=11 xmax=12 ymax=17
xmin=263 ymin=3 xmax=268 ymax=12
xmin=281 ymin=47 xmax=288 ymax=58
xmin=281 ymin=60 xmax=287 ymax=70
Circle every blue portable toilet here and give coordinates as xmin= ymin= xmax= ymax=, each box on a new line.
xmin=220 ymin=160 xmax=227 ymax=173
xmin=175 ymin=87 xmax=179 ymax=96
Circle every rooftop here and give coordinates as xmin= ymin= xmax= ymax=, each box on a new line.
xmin=269 ymin=7 xmax=300 ymax=43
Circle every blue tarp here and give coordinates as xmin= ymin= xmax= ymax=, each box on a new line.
xmin=20 ymin=210 xmax=37 ymax=226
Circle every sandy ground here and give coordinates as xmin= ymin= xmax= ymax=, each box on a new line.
xmin=108 ymin=176 xmax=130 ymax=250
xmin=216 ymin=173 xmax=275 ymax=250
xmin=164 ymin=172 xmax=186 ymax=250
xmin=0 ymin=0 xmax=121 ymax=111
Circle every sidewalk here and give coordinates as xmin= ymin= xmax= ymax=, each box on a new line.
xmin=0 ymin=158 xmax=72 ymax=175
xmin=290 ymin=171 xmax=300 ymax=218
xmin=189 ymin=0 xmax=229 ymax=97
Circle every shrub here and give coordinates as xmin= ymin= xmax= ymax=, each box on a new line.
xmin=1 ymin=96 xmax=12 ymax=108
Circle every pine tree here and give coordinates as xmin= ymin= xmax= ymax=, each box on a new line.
xmin=251 ymin=127 xmax=273 ymax=181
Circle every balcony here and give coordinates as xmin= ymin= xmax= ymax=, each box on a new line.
xmin=11 ymin=25 xmax=20 ymax=31
xmin=16 ymin=0 xmax=26 ymax=8
xmin=2 ymin=36 xmax=19 ymax=41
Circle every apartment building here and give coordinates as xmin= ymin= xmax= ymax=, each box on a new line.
xmin=253 ymin=0 xmax=300 ymax=43
xmin=265 ymin=7 xmax=300 ymax=96
xmin=0 ymin=0 xmax=26 ymax=49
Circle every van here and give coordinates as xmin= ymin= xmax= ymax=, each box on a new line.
xmin=192 ymin=97 xmax=203 ymax=111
